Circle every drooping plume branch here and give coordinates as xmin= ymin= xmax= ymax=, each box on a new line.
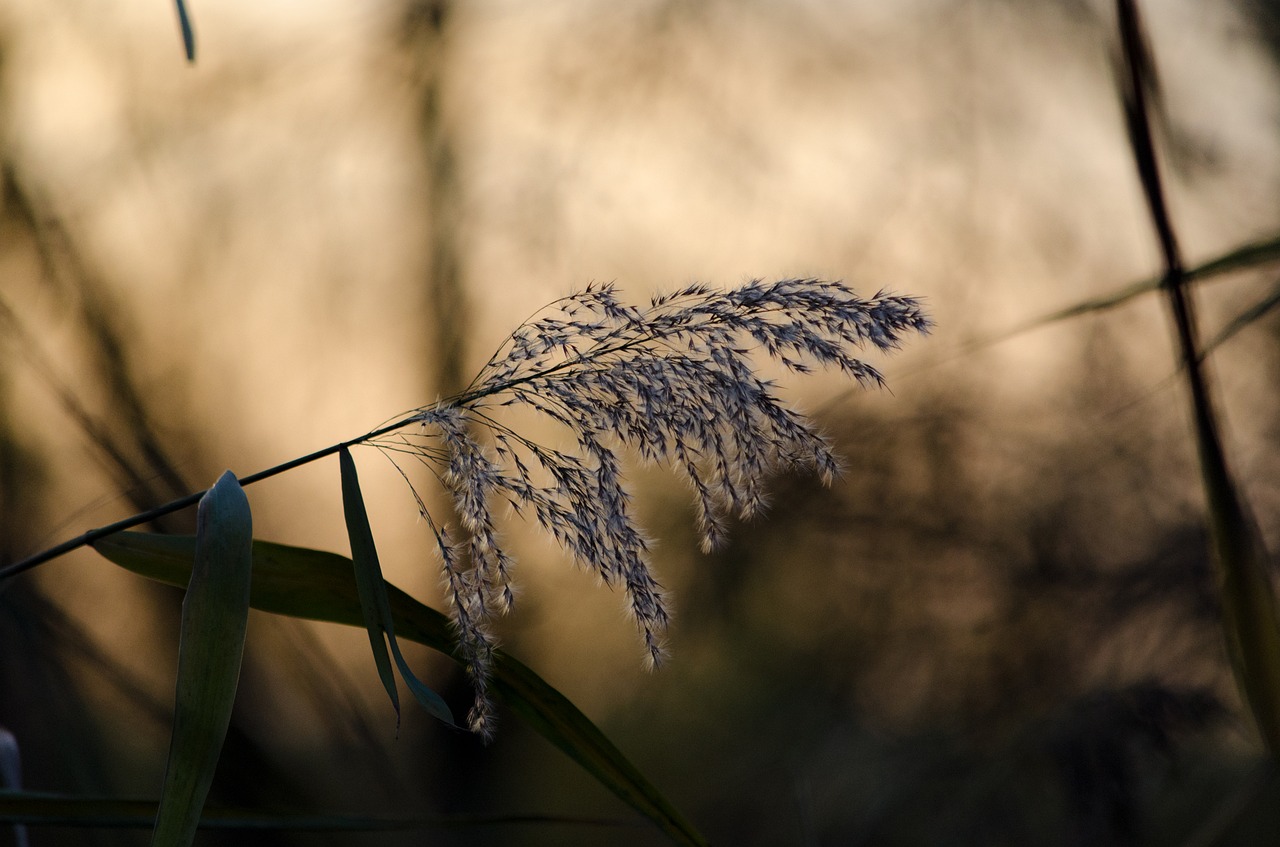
xmin=2 ymin=278 xmax=930 ymax=733
xmin=370 ymin=279 xmax=929 ymax=729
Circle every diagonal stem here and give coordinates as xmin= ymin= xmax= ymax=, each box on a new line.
xmin=0 ymin=416 xmax=420 ymax=582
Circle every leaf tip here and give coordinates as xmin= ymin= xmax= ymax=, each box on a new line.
xmin=175 ymin=0 xmax=196 ymax=63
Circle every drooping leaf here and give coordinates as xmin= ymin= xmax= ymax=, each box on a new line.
xmin=338 ymin=448 xmax=402 ymax=720
xmin=152 ymin=471 xmax=253 ymax=847
xmin=339 ymin=447 xmax=455 ymax=727
xmin=93 ymin=532 xmax=709 ymax=847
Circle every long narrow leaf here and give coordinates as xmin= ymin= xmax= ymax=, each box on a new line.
xmin=93 ymin=532 xmax=708 ymax=847
xmin=338 ymin=448 xmax=401 ymax=719
xmin=152 ymin=472 xmax=253 ymax=847
xmin=339 ymin=447 xmax=454 ymax=726
xmin=979 ymin=234 xmax=1280 ymax=350
xmin=1190 ymin=235 xmax=1280 ymax=282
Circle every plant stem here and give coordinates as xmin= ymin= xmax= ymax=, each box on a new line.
xmin=0 ymin=416 xmax=420 ymax=582
xmin=1117 ymin=0 xmax=1280 ymax=756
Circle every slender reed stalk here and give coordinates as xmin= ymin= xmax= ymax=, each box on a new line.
xmin=1115 ymin=0 xmax=1280 ymax=756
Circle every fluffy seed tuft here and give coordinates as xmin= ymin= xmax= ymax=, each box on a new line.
xmin=373 ymin=279 xmax=929 ymax=735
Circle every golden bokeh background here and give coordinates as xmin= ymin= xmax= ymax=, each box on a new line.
xmin=4 ymin=0 xmax=1280 ymax=844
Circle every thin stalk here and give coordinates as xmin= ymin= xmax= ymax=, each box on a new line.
xmin=0 ymin=416 xmax=417 ymax=582
xmin=1117 ymin=0 xmax=1280 ymax=756
xmin=0 ymin=328 xmax=678 ymax=584
xmin=0 ymin=318 xmax=702 ymax=582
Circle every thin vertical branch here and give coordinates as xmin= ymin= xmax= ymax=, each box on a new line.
xmin=1115 ymin=0 xmax=1280 ymax=756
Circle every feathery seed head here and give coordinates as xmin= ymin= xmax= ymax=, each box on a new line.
xmin=374 ymin=278 xmax=929 ymax=736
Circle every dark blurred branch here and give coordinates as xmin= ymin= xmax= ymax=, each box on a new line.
xmin=0 ymin=295 xmax=146 ymax=506
xmin=406 ymin=0 xmax=469 ymax=398
xmin=2 ymin=166 xmax=193 ymax=518
xmin=1115 ymin=0 xmax=1280 ymax=757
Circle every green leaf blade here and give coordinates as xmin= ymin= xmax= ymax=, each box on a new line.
xmin=94 ymin=532 xmax=707 ymax=847
xmin=339 ymin=448 xmax=454 ymax=726
xmin=387 ymin=637 xmax=456 ymax=727
xmin=151 ymin=471 xmax=253 ymax=847
xmin=338 ymin=447 xmax=402 ymax=720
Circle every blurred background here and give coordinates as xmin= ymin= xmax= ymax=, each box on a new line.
xmin=3 ymin=0 xmax=1280 ymax=843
